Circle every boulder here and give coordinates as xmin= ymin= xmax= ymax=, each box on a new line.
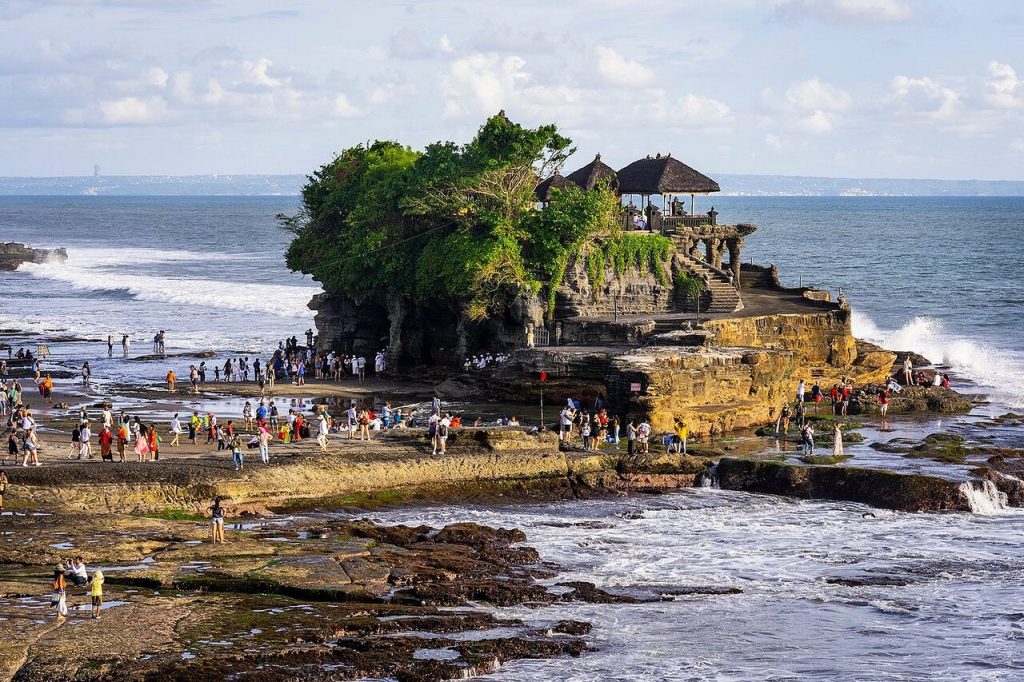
xmin=716 ymin=457 xmax=972 ymax=512
xmin=0 ymin=242 xmax=67 ymax=271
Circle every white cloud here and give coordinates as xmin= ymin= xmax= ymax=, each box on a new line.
xmin=241 ymin=57 xmax=284 ymax=88
xmin=333 ymin=94 xmax=362 ymax=118
xmin=594 ymin=46 xmax=655 ymax=88
xmin=833 ymin=0 xmax=912 ymax=21
xmin=799 ymin=110 xmax=833 ymax=133
xmin=765 ymin=133 xmax=783 ymax=150
xmin=144 ymin=67 xmax=169 ymax=88
xmin=439 ymin=34 xmax=454 ymax=54
xmin=776 ymin=0 xmax=913 ymax=23
xmin=985 ymin=61 xmax=1022 ymax=109
xmin=889 ymin=75 xmax=961 ymax=120
xmin=785 ymin=78 xmax=851 ymax=112
xmin=666 ymin=94 xmax=731 ymax=126
xmin=99 ymin=96 xmax=169 ymax=124
xmin=442 ymin=53 xmax=530 ymax=115
xmin=1012 ymin=138 xmax=1024 ymax=153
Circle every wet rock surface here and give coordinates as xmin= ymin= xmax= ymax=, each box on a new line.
xmin=0 ymin=242 xmax=67 ymax=271
xmin=0 ymin=514 xmax=593 ymax=681
xmin=716 ymin=457 xmax=974 ymax=512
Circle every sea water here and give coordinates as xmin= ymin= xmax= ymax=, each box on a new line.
xmin=367 ymin=491 xmax=1024 ymax=681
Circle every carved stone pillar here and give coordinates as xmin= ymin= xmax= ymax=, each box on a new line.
xmin=728 ymin=237 xmax=744 ymax=287
xmin=704 ymin=238 xmax=717 ymax=264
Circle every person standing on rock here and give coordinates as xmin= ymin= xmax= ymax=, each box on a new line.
xmin=258 ymin=424 xmax=272 ymax=463
xmin=316 ymin=413 xmax=329 ymax=453
xmin=107 ymin=335 xmax=113 ymax=357
xmin=811 ymin=381 xmax=822 ymax=415
xmin=626 ymin=419 xmax=637 ymax=456
xmin=674 ymin=420 xmax=689 ymax=455
xmin=902 ymin=356 xmax=913 ymax=386
xmin=166 ymin=369 xmax=175 ymax=393
xmin=637 ymin=421 xmax=651 ymax=454
xmin=878 ymin=386 xmax=890 ymax=418
xmin=801 ymin=422 xmax=815 ymax=455
xmin=51 ymin=564 xmax=68 ymax=623
xmin=796 ymin=379 xmax=806 ymax=404
xmin=0 ymin=470 xmax=7 ymax=512
xmin=580 ymin=416 xmax=592 ymax=451
xmin=208 ymin=497 xmax=226 ymax=543
xmin=832 ymin=423 xmax=844 ymax=457
xmin=89 ymin=570 xmax=104 ymax=619
xmin=147 ymin=423 xmax=159 ymax=461
xmin=116 ymin=421 xmax=128 ymax=462
xmin=99 ymin=425 xmax=113 ymax=461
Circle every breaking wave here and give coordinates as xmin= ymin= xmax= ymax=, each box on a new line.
xmin=852 ymin=310 xmax=1024 ymax=409
xmin=16 ymin=247 xmax=319 ymax=319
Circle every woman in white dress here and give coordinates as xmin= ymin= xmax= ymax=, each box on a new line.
xmin=833 ymin=423 xmax=844 ymax=457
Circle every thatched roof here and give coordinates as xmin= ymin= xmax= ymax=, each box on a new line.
xmin=565 ymin=153 xmax=619 ymax=192
xmin=616 ymin=153 xmax=720 ymax=195
xmin=534 ymin=172 xmax=571 ymax=202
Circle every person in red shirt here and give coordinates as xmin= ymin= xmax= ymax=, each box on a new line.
xmin=99 ymin=426 xmax=114 ymax=461
xmin=830 ymin=384 xmax=841 ymax=415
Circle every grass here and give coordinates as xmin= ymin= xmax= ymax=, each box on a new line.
xmin=143 ymin=508 xmax=205 ymax=522
xmin=799 ymin=454 xmax=853 ymax=465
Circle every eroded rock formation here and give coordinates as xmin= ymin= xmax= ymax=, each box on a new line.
xmin=0 ymin=242 xmax=67 ymax=271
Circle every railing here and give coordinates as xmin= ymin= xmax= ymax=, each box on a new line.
xmin=620 ymin=211 xmax=717 ymax=234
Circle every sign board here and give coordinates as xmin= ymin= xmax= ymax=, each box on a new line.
xmin=630 ymin=382 xmax=642 ymax=393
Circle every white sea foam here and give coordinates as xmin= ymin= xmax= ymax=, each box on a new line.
xmin=17 ymin=247 xmax=319 ymax=319
xmin=852 ymin=310 xmax=1024 ymax=408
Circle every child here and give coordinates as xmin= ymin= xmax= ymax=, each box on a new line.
xmin=89 ymin=570 xmax=104 ymax=619
xmin=230 ymin=433 xmax=243 ymax=471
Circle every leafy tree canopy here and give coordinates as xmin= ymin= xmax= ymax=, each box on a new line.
xmin=284 ymin=113 xmax=656 ymax=319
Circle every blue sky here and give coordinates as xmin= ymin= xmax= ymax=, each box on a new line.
xmin=2 ymin=0 xmax=1023 ymax=179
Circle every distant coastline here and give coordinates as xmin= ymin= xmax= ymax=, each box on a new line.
xmin=2 ymin=173 xmax=1024 ymax=197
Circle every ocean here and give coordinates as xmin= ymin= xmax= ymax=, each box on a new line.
xmin=3 ymin=194 xmax=1023 ymax=680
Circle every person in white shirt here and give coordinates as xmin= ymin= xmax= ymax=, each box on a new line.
xmin=316 ymin=414 xmax=329 ymax=453
xmin=79 ymin=421 xmax=92 ymax=459
xmin=346 ymin=405 xmax=357 ymax=439
xmin=170 ymin=414 xmax=183 ymax=447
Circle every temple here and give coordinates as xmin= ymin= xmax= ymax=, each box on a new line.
xmin=536 ymin=152 xmax=757 ymax=319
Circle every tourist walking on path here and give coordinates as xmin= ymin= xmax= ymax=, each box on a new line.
xmin=209 ymin=497 xmax=226 ymax=543
xmin=230 ymin=433 xmax=243 ymax=470
xmin=89 ymin=570 xmax=104 ymax=619
xmin=79 ymin=421 xmax=92 ymax=459
xmin=170 ymin=413 xmax=182 ymax=447
xmin=116 ymin=422 xmax=128 ymax=462
xmin=316 ymin=414 xmax=329 ymax=453
xmin=22 ymin=428 xmax=40 ymax=466
xmin=133 ymin=427 xmax=149 ymax=462
xmin=258 ymin=425 xmax=271 ymax=464
xmin=833 ymin=423 xmax=844 ymax=457
xmin=147 ymin=424 xmax=159 ymax=461
xmin=99 ymin=425 xmax=113 ymax=461
xmin=801 ymin=422 xmax=815 ymax=455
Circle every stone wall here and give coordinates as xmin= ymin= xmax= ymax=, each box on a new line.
xmin=554 ymin=252 xmax=674 ymax=318
xmin=703 ymin=309 xmax=857 ymax=367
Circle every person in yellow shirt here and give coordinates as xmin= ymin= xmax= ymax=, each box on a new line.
xmin=41 ymin=374 xmax=54 ymax=406
xmin=166 ymin=370 xmax=176 ymax=392
xmin=674 ymin=420 xmax=689 ymax=455
xmin=89 ymin=570 xmax=104 ymax=619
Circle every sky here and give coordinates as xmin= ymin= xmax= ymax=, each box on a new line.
xmin=1 ymin=0 xmax=1023 ymax=180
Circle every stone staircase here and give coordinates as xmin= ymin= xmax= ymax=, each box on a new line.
xmin=677 ymin=254 xmax=742 ymax=314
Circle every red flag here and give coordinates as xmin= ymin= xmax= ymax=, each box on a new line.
xmin=539 ymin=371 xmax=547 ymax=383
